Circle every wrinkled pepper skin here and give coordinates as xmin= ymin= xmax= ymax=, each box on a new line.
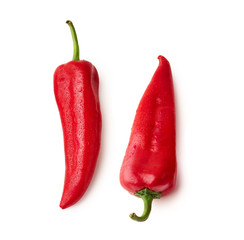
xmin=120 ymin=56 xmax=176 ymax=221
xmin=54 ymin=21 xmax=101 ymax=209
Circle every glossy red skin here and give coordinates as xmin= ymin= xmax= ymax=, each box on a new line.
xmin=120 ymin=56 xmax=176 ymax=196
xmin=54 ymin=60 xmax=102 ymax=209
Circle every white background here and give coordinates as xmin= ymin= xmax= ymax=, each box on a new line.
xmin=0 ymin=0 xmax=243 ymax=239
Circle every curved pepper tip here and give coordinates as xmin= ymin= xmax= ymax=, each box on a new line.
xmin=59 ymin=201 xmax=68 ymax=210
xmin=158 ymin=55 xmax=167 ymax=63
xmin=59 ymin=204 xmax=65 ymax=210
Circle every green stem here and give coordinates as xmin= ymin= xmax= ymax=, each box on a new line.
xmin=66 ymin=20 xmax=80 ymax=61
xmin=129 ymin=188 xmax=161 ymax=222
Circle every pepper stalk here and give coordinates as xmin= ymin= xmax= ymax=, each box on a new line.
xmin=130 ymin=188 xmax=161 ymax=222
xmin=66 ymin=20 xmax=80 ymax=61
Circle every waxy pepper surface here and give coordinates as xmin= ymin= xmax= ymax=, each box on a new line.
xmin=54 ymin=21 xmax=102 ymax=209
xmin=120 ymin=56 xmax=177 ymax=221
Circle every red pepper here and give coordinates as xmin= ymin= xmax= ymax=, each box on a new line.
xmin=120 ymin=56 xmax=176 ymax=221
xmin=54 ymin=21 xmax=102 ymax=209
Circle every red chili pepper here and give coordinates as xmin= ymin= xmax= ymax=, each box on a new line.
xmin=54 ymin=21 xmax=102 ymax=209
xmin=120 ymin=56 xmax=176 ymax=221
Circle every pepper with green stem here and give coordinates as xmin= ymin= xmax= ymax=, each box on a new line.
xmin=54 ymin=20 xmax=102 ymax=209
xmin=120 ymin=56 xmax=177 ymax=222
